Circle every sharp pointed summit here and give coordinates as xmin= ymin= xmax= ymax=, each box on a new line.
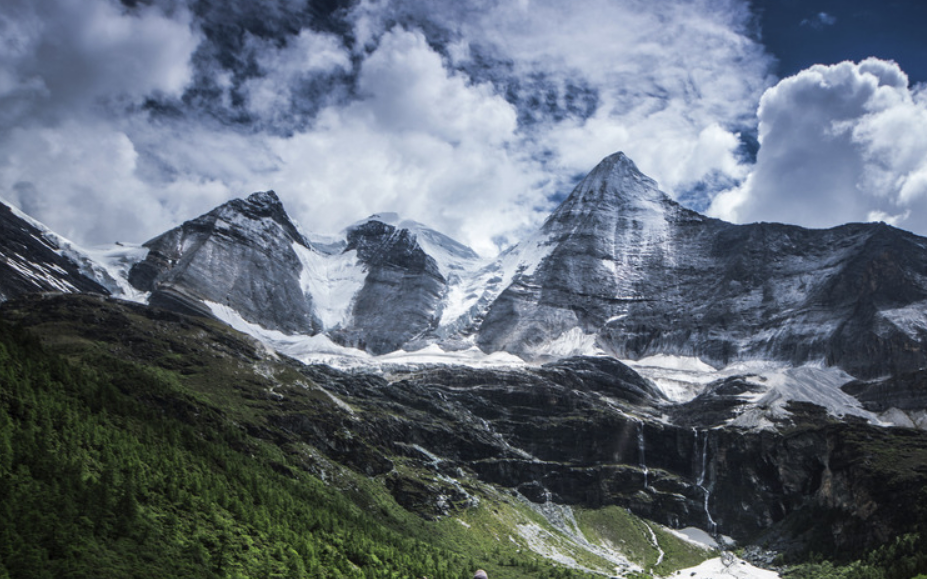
xmin=127 ymin=191 xmax=322 ymax=334
xmin=464 ymin=152 xmax=927 ymax=375
xmin=547 ymin=152 xmax=667 ymax=220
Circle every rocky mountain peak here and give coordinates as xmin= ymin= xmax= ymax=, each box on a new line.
xmin=561 ymin=151 xmax=666 ymax=208
xmin=213 ymin=190 xmax=305 ymax=245
xmin=539 ymin=151 xmax=681 ymax=246
xmin=246 ymin=189 xmax=283 ymax=209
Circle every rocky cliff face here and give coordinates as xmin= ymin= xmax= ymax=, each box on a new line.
xmin=128 ymin=191 xmax=323 ymax=334
xmin=843 ymin=369 xmax=927 ymax=413
xmin=127 ymin=193 xmax=460 ymax=352
xmin=464 ymin=153 xmax=927 ymax=379
xmin=0 ymin=201 xmax=109 ymax=301
xmin=98 ymin=151 xmax=927 ymax=382
xmin=329 ymin=219 xmax=446 ymax=354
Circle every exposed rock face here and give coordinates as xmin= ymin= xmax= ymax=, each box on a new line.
xmin=329 ymin=220 xmax=446 ymax=355
xmin=126 ymin=194 xmax=458 ymax=354
xmin=0 ymin=201 xmax=109 ymax=301
xmin=85 ymin=151 xmax=927 ymax=377
xmin=470 ymin=152 xmax=927 ymax=379
xmin=6 ymin=292 xmax=927 ymax=560
xmin=128 ymin=191 xmax=322 ymax=334
xmin=843 ymin=370 xmax=927 ymax=412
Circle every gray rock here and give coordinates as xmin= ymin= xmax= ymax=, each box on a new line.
xmin=471 ymin=152 xmax=927 ymax=379
xmin=128 ymin=191 xmax=322 ymax=334
xmin=0 ymin=201 xmax=109 ymax=301
xmin=328 ymin=219 xmax=447 ymax=354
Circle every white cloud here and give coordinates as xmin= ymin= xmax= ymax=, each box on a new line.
xmin=242 ymin=28 xmax=352 ymax=122
xmin=0 ymin=119 xmax=232 ymax=244
xmin=1 ymin=0 xmax=781 ymax=257
xmin=0 ymin=0 xmax=199 ymax=127
xmin=709 ymin=58 xmax=927 ymax=236
xmin=262 ymin=27 xmax=537 ymax=256
xmin=349 ymin=0 xmax=772 ymax=199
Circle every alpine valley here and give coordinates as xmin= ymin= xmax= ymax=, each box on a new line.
xmin=3 ymin=152 xmax=927 ymax=579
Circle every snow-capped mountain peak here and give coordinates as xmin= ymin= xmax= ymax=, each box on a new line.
xmin=350 ymin=212 xmax=483 ymax=280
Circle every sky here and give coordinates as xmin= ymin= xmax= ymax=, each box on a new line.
xmin=1 ymin=0 xmax=926 ymax=256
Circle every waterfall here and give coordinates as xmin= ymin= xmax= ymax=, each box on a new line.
xmin=695 ymin=430 xmax=716 ymax=532
xmin=637 ymin=420 xmax=649 ymax=490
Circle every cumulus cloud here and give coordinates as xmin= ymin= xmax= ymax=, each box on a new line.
xmin=350 ymin=0 xmax=772 ymax=199
xmin=709 ymin=58 xmax=927 ymax=236
xmin=262 ymin=27 xmax=538 ymax=256
xmin=0 ymin=119 xmax=232 ymax=244
xmin=0 ymin=0 xmax=199 ymax=127
xmin=0 ymin=0 xmax=205 ymax=243
xmin=1 ymin=0 xmax=779 ymax=256
xmin=241 ymin=28 xmax=352 ymax=127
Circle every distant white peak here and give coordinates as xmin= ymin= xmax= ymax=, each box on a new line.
xmin=351 ymin=212 xmax=483 ymax=277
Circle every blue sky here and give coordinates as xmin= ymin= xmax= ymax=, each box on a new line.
xmin=754 ymin=0 xmax=927 ymax=83
xmin=1 ymin=0 xmax=925 ymax=255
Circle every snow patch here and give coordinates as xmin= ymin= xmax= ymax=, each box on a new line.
xmin=878 ymin=408 xmax=927 ymax=430
xmin=532 ymin=327 xmax=605 ymax=359
xmin=377 ymin=344 xmax=526 ymax=368
xmin=75 ymin=243 xmax=150 ymax=302
xmin=670 ymin=556 xmax=780 ymax=578
xmin=626 ymin=355 xmax=720 ymax=402
xmin=438 ymin=231 xmax=556 ymax=329
xmin=203 ymin=300 xmax=530 ymax=371
xmin=878 ymin=304 xmax=927 ymax=337
xmin=3 ymin=254 xmax=79 ymax=293
xmin=724 ymin=363 xmax=879 ymax=428
xmin=291 ymin=242 xmax=365 ymax=329
xmin=670 ymin=527 xmax=721 ymax=549
xmin=628 ymin=356 xmax=880 ymax=427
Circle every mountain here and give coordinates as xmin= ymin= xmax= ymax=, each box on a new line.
xmin=127 ymin=190 xmax=323 ymax=333
xmin=462 ymin=153 xmax=927 ymax=380
xmin=7 ymin=151 xmax=927 ymax=393
xmin=5 ymin=152 xmax=927 ymax=576
xmin=24 ymin=151 xmax=921 ymax=385
xmin=0 ymin=200 xmax=111 ymax=300
xmin=7 ymin=151 xmax=927 ymax=387
xmin=126 ymin=191 xmax=478 ymax=354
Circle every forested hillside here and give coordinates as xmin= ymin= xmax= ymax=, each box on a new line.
xmin=0 ymin=313 xmax=594 ymax=579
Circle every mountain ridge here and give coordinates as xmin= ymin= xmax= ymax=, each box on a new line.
xmin=4 ymin=151 xmax=927 ymax=386
xmin=4 ymin=153 xmax=927 ymax=575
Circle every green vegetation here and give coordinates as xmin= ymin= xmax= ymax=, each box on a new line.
xmin=0 ymin=307 xmax=602 ymax=579
xmin=575 ymin=505 xmax=710 ymax=575
xmin=783 ymin=532 xmax=927 ymax=579
xmin=0 ymin=320 xmax=464 ymax=578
